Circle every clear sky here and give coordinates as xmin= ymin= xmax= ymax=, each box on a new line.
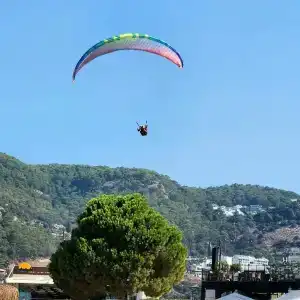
xmin=1 ymin=1 xmax=300 ymax=192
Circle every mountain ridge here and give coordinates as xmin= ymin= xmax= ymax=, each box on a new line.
xmin=0 ymin=152 xmax=299 ymax=266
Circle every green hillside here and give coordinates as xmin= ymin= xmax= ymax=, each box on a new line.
xmin=0 ymin=152 xmax=299 ymax=267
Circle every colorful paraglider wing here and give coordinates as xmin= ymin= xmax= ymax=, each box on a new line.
xmin=72 ymin=33 xmax=183 ymax=81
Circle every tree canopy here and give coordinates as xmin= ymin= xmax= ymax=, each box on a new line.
xmin=49 ymin=193 xmax=187 ymax=300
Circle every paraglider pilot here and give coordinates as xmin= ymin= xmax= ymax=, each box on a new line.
xmin=137 ymin=121 xmax=148 ymax=136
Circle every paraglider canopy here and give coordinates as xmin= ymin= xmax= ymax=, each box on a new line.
xmin=72 ymin=33 xmax=183 ymax=81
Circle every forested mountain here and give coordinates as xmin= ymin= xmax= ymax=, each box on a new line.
xmin=0 ymin=152 xmax=299 ymax=267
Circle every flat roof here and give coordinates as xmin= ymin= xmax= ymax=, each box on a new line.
xmin=6 ymin=274 xmax=54 ymax=285
xmin=18 ymin=258 xmax=50 ymax=268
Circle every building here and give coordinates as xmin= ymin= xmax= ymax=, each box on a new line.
xmin=191 ymin=254 xmax=269 ymax=274
xmin=221 ymin=256 xmax=233 ymax=266
xmin=187 ymin=256 xmax=201 ymax=262
xmin=248 ymin=205 xmax=265 ymax=215
xmin=203 ymin=256 xmax=233 ymax=269
xmin=5 ymin=259 xmax=150 ymax=300
xmin=232 ymin=255 xmax=269 ymax=271
xmin=190 ymin=256 xmax=233 ymax=277
xmin=5 ymin=259 xmax=69 ymax=299
xmin=283 ymin=247 xmax=300 ymax=263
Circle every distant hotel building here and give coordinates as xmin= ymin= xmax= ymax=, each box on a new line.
xmin=282 ymin=247 xmax=300 ymax=263
xmin=189 ymin=254 xmax=269 ymax=277
xmin=232 ymin=255 xmax=269 ymax=271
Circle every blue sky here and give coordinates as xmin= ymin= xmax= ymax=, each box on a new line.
xmin=1 ymin=1 xmax=300 ymax=192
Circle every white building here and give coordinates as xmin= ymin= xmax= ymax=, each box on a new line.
xmin=190 ymin=264 xmax=203 ymax=277
xmin=190 ymin=258 xmax=212 ymax=278
xmin=232 ymin=255 xmax=268 ymax=271
xmin=201 ymin=256 xmax=232 ymax=269
xmin=284 ymin=247 xmax=300 ymax=263
xmin=221 ymin=256 xmax=233 ymax=266
xmin=248 ymin=205 xmax=265 ymax=215
xmin=187 ymin=256 xmax=200 ymax=262
xmin=202 ymin=258 xmax=212 ymax=270
xmin=190 ymin=256 xmax=234 ymax=277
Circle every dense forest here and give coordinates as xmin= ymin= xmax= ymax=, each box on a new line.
xmin=0 ymin=152 xmax=299 ymax=267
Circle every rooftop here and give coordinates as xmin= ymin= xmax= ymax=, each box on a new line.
xmin=5 ymin=273 xmax=54 ymax=285
xmin=22 ymin=258 xmax=50 ymax=267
